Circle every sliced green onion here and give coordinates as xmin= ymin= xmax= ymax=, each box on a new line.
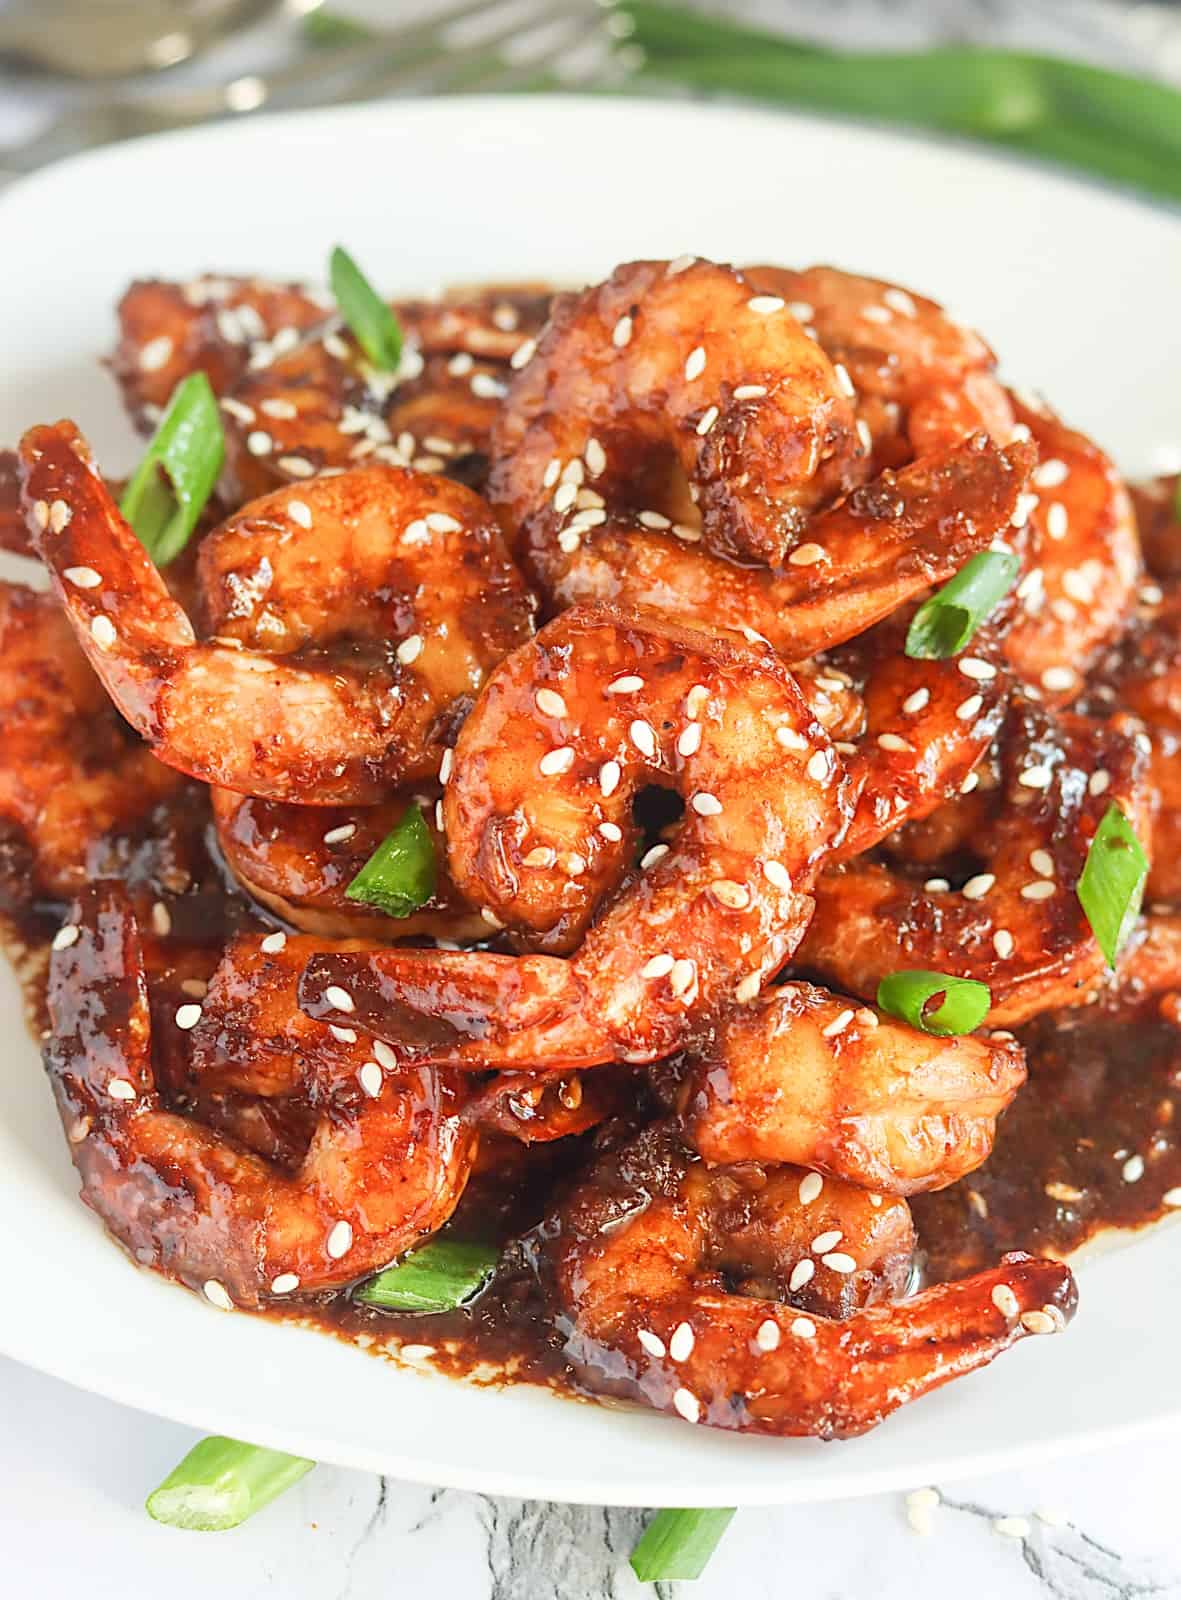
xmin=905 ymin=550 xmax=1019 ymax=660
xmin=329 ymin=245 xmax=403 ymax=372
xmin=877 ymin=969 xmax=991 ymax=1036
xmin=355 ymin=1238 xmax=499 ymax=1313
xmin=146 ymin=1437 xmax=314 ymax=1531
xmin=1077 ymin=802 xmax=1148 ymax=968
xmin=630 ymin=1507 xmax=737 ymax=1582
xmin=119 ymin=372 xmax=224 ymax=565
xmin=345 ymin=804 xmax=436 ymax=918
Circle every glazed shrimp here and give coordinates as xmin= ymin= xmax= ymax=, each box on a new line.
xmin=209 ymin=788 xmax=487 ymax=943
xmin=678 ymin=980 xmax=1026 ymax=1194
xmin=545 ymin=1124 xmax=1075 ymax=1438
xmin=493 ymin=257 xmax=862 ymax=568
xmin=48 ymin=885 xmax=476 ymax=1307
xmin=743 ymin=264 xmax=1017 ymax=466
xmin=300 ymin=604 xmax=851 ymax=1064
xmin=0 ymin=582 xmax=182 ymax=903
xmin=1000 ymin=394 xmax=1140 ymax=702
xmin=21 ymin=427 xmax=535 ymax=804
xmin=800 ymin=699 xmax=1153 ymax=1025
xmin=505 ymin=424 xmax=1034 ymax=661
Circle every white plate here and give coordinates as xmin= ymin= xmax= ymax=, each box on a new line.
xmin=1 ymin=96 xmax=1179 ymax=1508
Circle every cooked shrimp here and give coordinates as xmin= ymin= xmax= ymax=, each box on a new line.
xmin=678 ymin=980 xmax=1026 ymax=1193
xmin=47 ymin=885 xmax=476 ymax=1306
xmin=801 ymin=699 xmax=1153 ymax=1025
xmin=209 ymin=788 xmax=487 ymax=942
xmin=743 ymin=264 xmax=1016 ymax=465
xmin=301 ymin=604 xmax=851 ymax=1064
xmin=1000 ymin=394 xmax=1140 ymax=702
xmin=493 ymin=257 xmax=862 ymax=568
xmin=464 ymin=1070 xmax=624 ymax=1144
xmin=21 ymin=427 xmax=535 ymax=804
xmin=0 ymin=582 xmax=182 ymax=903
xmin=545 ymin=1123 xmax=1075 ymax=1438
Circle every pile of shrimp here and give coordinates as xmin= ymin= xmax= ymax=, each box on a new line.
xmin=9 ymin=253 xmax=1178 ymax=1443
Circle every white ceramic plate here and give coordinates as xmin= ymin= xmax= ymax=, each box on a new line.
xmin=1 ymin=97 xmax=1179 ymax=1508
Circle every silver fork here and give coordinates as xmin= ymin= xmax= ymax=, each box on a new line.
xmin=0 ymin=0 xmax=624 ymax=180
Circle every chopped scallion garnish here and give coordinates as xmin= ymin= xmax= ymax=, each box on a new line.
xmin=630 ymin=1507 xmax=737 ymax=1582
xmin=119 ymin=372 xmax=224 ymax=565
xmin=1077 ymin=802 xmax=1148 ymax=967
xmin=905 ymin=549 xmax=1019 ymax=660
xmin=876 ymin=969 xmax=991 ymax=1036
xmin=345 ymin=804 xmax=436 ymax=918
xmin=146 ymin=1436 xmax=314 ymax=1531
xmin=355 ymin=1237 xmax=499 ymax=1313
xmin=329 ymin=245 xmax=403 ymax=371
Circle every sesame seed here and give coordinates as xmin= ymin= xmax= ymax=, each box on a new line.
xmin=435 ymin=800 xmax=444 ymax=832
xmin=677 ymin=723 xmax=702 ymax=758
xmin=672 ymin=1387 xmax=701 ymax=1423
xmin=667 ymin=254 xmax=696 ymax=276
xmin=1046 ymin=502 xmax=1069 ymax=540
xmin=901 ymin=687 xmax=930 ymax=715
xmin=638 ymin=1329 xmax=666 ymax=1358
xmin=1011 ymin=491 xmax=1040 ymax=529
xmin=175 ymin=1003 xmax=202 ymax=1030
xmin=833 ymin=362 xmax=856 ymax=398
xmin=733 ymin=384 xmax=767 ymax=400
xmin=640 ymin=844 xmax=669 ymax=869
xmin=220 ymin=397 xmax=256 ymax=424
xmin=691 ymin=791 xmax=722 ymax=816
xmin=1030 ymin=849 xmax=1054 ymax=877
xmin=203 ymin=1280 xmax=234 ymax=1311
xmin=149 ymin=901 xmax=171 ymax=938
xmin=359 ymin=1061 xmax=383 ymax=1098
xmin=787 ymin=300 xmax=815 ymax=321
xmin=671 ymin=522 xmax=701 ymax=543
xmin=45 ymin=499 xmax=72 ymax=535
xmin=822 ymin=1009 xmax=855 ymax=1039
xmin=260 ymin=931 xmax=287 ymax=954
xmin=710 ymin=879 xmax=750 ymax=909
xmin=425 ymin=513 xmax=462 ymax=534
xmin=630 ymin=720 xmax=657 ymax=758
xmin=806 ymin=750 xmax=829 ymax=782
xmin=764 ymin=860 xmax=792 ymax=892
xmin=329 ymin=1025 xmax=357 ymax=1043
xmin=522 ymin=846 xmax=556 ymax=868
xmin=993 ymin=929 xmax=1015 ymax=959
xmin=877 ymin=732 xmax=912 ymax=753
xmin=576 ymin=488 xmax=605 ymax=510
xmin=791 ymin=1317 xmax=817 ymax=1340
xmin=471 ymin=373 xmax=507 ymax=400
xmin=325 ymin=985 xmax=355 ymax=1014
xmin=788 ymin=1259 xmax=815 ymax=1294
xmin=599 ymin=760 xmax=621 ymax=797
xmin=64 ymin=566 xmax=102 ymax=589
xmin=1141 ymin=582 xmax=1164 ymax=606
xmin=684 ymin=346 xmax=707 ymax=381
xmin=90 ymin=616 xmax=117 ymax=651
xmin=960 ymin=771 xmax=980 ymax=794
xmin=787 ymin=542 xmax=826 ymax=567
xmin=1034 ymin=458 xmax=1070 ymax=489
xmin=669 ymin=1322 xmax=695 ymax=1362
xmin=438 ymin=748 xmax=454 ymax=786
xmin=326 ymin=1220 xmax=353 ymax=1259
xmin=958 ymin=657 xmax=997 ymax=681
xmin=246 ymin=430 xmax=273 ymax=456
xmin=139 ymin=334 xmax=174 ymax=372
xmin=956 ymin=694 xmax=984 ymax=721
xmin=107 ymin=1078 xmax=136 ymax=1101
xmin=883 ymin=287 xmax=918 ymax=316
xmin=751 ymin=1318 xmax=781 ymax=1353
xmin=612 ymin=315 xmax=633 ymax=348
xmin=557 ymin=530 xmax=581 ymax=554
xmin=963 ymin=873 xmax=996 ymax=900
xmin=52 ymin=923 xmax=80 ymax=951
xmin=1021 ymin=881 xmax=1056 ymax=901
xmin=599 ymin=821 xmax=623 ymax=842
xmin=695 ymin=405 xmax=719 ymax=436
xmin=606 ymin=674 xmax=645 ymax=697
xmin=320 ymin=823 xmax=356 ymax=847
xmin=925 ymin=877 xmax=951 ymax=892
xmin=561 ymin=458 xmax=585 ymax=488
xmin=542 ymin=458 xmax=562 ymax=489
xmin=641 ymin=953 xmax=676 ymax=980
xmin=553 ymin=482 xmax=578 ymax=514
xmin=1123 ymin=1154 xmax=1145 ymax=1183
xmin=822 ymin=1252 xmax=857 ymax=1274
xmin=561 ymin=852 xmax=586 ymax=878
xmin=1020 ymin=1310 xmax=1058 ymax=1335
xmin=1041 ymin=666 xmax=1075 ymax=692
xmin=394 ymin=633 xmax=425 ymax=667
xmin=799 ymin=1172 xmax=823 ymax=1205
xmin=583 ymin=436 xmax=607 ymax=477
xmin=510 ymin=337 xmax=537 ymax=370
xmin=991 ymin=1283 xmax=1019 ymax=1318
xmin=777 ymin=726 xmax=808 ymax=751
xmin=735 ymin=972 xmax=761 ymax=1003
xmin=670 ymin=959 xmax=697 ymax=998
xmin=1163 ymin=1188 xmax=1181 ymax=1207
xmin=271 ymin=1274 xmax=300 ymax=1295
xmin=747 ymin=295 xmax=785 ymax=315
xmin=637 ymin=509 xmax=671 ymax=530
xmin=993 ymin=1517 xmax=1031 ymax=1541
xmin=539 ymin=746 xmax=575 ymax=777
xmin=535 ymin=688 xmax=568 ymax=719
xmin=811 ymin=1229 xmax=842 ymax=1254
xmin=1019 ymin=765 xmax=1053 ymax=789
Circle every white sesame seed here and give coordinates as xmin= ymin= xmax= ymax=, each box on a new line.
xmin=320 ymin=823 xmax=356 ymax=847
xmin=535 ymin=688 xmax=568 ymax=719
xmin=581 ymin=436 xmax=607 ymax=477
xmin=1021 ymin=881 xmax=1056 ymax=901
xmin=203 ymin=1280 xmax=234 ymax=1311
xmin=557 ymin=530 xmax=581 ymax=555
xmin=877 ymin=732 xmax=912 ymax=753
xmin=1030 ymin=849 xmax=1054 ymax=877
xmin=671 ymin=523 xmax=701 ymax=544
xmin=747 ymin=295 xmax=785 ymax=315
xmin=52 ymin=923 xmax=80 ymax=951
xmin=396 ymin=634 xmax=424 ymax=666
xmin=666 ymin=254 xmax=696 ymax=276
xmin=670 ymin=959 xmax=697 ymax=999
xmin=991 ymin=1283 xmax=1020 ymax=1318
xmin=260 ymin=931 xmax=288 ymax=955
xmin=220 ymin=397 xmax=256 ymax=424
xmin=612 ymin=315 xmax=633 ymax=348
xmin=777 ymin=726 xmax=808 ymax=751
xmin=799 ymin=1172 xmax=824 ymax=1205
xmin=710 ymin=879 xmax=750 ymax=910
xmin=735 ymin=972 xmax=761 ymax=1003
xmin=691 ymin=791 xmax=722 ymax=816
xmin=1019 ymin=765 xmax=1053 ymax=789
xmin=786 ymin=300 xmax=815 ymax=322
xmin=637 ymin=509 xmax=671 ymax=530
xmin=960 ymin=771 xmax=980 ymax=794
xmin=957 ymin=695 xmax=984 ymax=721
xmin=640 ymin=844 xmax=669 ymax=870
xmin=326 ymin=1220 xmax=353 ymax=1259
xmin=542 ymin=458 xmax=562 ymax=489
xmin=993 ymin=929 xmax=1015 ymax=959
xmin=684 ymin=346 xmax=707 ymax=381
xmin=44 ymin=500 xmax=72 ymax=537
xmin=607 ymin=674 xmax=644 ymax=695
xmin=811 ymin=1229 xmax=843 ymax=1254
xmin=435 ymin=800 xmax=444 ymax=831
xmin=733 ymin=384 xmax=768 ymax=400
xmin=425 ymin=513 xmax=462 ymax=534
xmin=1034 ymin=458 xmax=1069 ymax=489
xmin=641 ymin=953 xmax=675 ymax=979
xmin=149 ymin=901 xmax=171 ymax=938
xmin=599 ymin=822 xmax=623 ymax=843
xmin=833 ymin=362 xmax=856 ymax=398
xmin=751 ymin=1318 xmax=781 ymax=1353
xmin=329 ymin=1025 xmax=357 ymax=1044
xmin=175 ymin=1003 xmax=202 ymax=1030
xmin=958 ymin=657 xmax=997 ymax=682
xmin=270 ymin=1274 xmax=300 ymax=1295
xmin=963 ymin=873 xmax=996 ymax=900
xmin=629 ymin=720 xmax=657 ymax=759
xmin=1020 ymin=1310 xmax=1058 ymax=1335
xmin=669 ymin=1322 xmax=695 ymax=1362
xmin=677 ymin=723 xmax=702 ymax=758
xmin=1041 ymin=666 xmax=1076 ymax=692
xmin=822 ymin=1252 xmax=857 ymax=1274
xmin=471 ymin=373 xmax=507 ymax=400
xmin=806 ymin=750 xmax=829 ymax=782
xmin=510 ymin=337 xmax=537 ymax=370
xmin=539 ymin=746 xmax=575 ymax=777
xmin=1046 ymin=502 xmax=1069 ymax=540
xmin=821 ymin=1009 xmax=855 ymax=1039
xmin=638 ymin=1329 xmax=666 ymax=1358
xmin=139 ymin=335 xmax=174 ymax=372
xmin=599 ymin=761 xmax=621 ymax=797
xmin=695 ymin=405 xmax=719 ymax=436
xmin=925 ymin=877 xmax=951 ymax=893
xmin=763 ymin=860 xmax=792 ymax=893
xmin=63 ymin=566 xmax=102 ymax=592
xmin=791 ymin=1317 xmax=817 ymax=1340
xmin=90 ymin=615 xmax=117 ymax=651
xmin=902 ymin=687 xmax=930 ymax=714
xmin=672 ymin=1387 xmax=701 ymax=1423
xmin=107 ymin=1078 xmax=136 ymax=1101
xmin=883 ymin=287 xmax=918 ymax=317
xmin=1163 ymin=1188 xmax=1181 ymax=1207
xmin=246 ymin=430 xmax=273 ymax=456
xmin=788 ymin=1259 xmax=815 ymax=1293
xmin=553 ymin=482 xmax=578 ymax=514
xmin=1123 ymin=1154 xmax=1145 ymax=1183
xmin=358 ymin=1061 xmax=383 ymax=1098
xmin=561 ymin=459 xmax=585 ymax=488
xmin=325 ymin=985 xmax=355 ymax=1014
xmin=993 ymin=1517 xmax=1031 ymax=1540
xmin=522 ymin=846 xmax=556 ymax=869
xmin=1011 ymin=491 xmax=1040 ymax=529
xmin=787 ymin=542 xmax=827 ymax=567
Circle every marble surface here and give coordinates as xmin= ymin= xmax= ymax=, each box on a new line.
xmin=5 ymin=1353 xmax=1181 ymax=1597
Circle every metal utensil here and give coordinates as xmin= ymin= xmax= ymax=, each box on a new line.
xmin=0 ymin=0 xmax=285 ymax=79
